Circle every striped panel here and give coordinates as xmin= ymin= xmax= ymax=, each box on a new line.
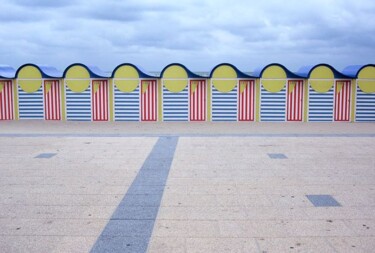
xmin=334 ymin=81 xmax=351 ymax=121
xmin=211 ymin=85 xmax=238 ymax=121
xmin=0 ymin=80 xmax=14 ymax=120
xmin=163 ymin=86 xmax=188 ymax=121
xmin=114 ymin=86 xmax=140 ymax=121
xmin=238 ymin=80 xmax=255 ymax=121
xmin=92 ymin=80 xmax=109 ymax=121
xmin=44 ymin=80 xmax=61 ymax=120
xmin=260 ymin=85 xmax=286 ymax=122
xmin=308 ymin=86 xmax=334 ymax=122
xmin=141 ymin=80 xmax=157 ymax=121
xmin=189 ymin=80 xmax=206 ymax=121
xmin=18 ymin=85 xmax=44 ymax=119
xmin=287 ymin=80 xmax=304 ymax=121
xmin=356 ymin=85 xmax=375 ymax=122
xmin=66 ymin=85 xmax=91 ymax=121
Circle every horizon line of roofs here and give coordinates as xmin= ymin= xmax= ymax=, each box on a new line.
xmin=0 ymin=62 xmax=373 ymax=80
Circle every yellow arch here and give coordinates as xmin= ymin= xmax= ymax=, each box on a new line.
xmin=211 ymin=65 xmax=237 ymax=93
xmin=358 ymin=66 xmax=375 ymax=93
xmin=113 ymin=65 xmax=139 ymax=92
xmin=309 ymin=66 xmax=334 ymax=93
xmin=261 ymin=65 xmax=286 ymax=92
xmin=163 ymin=65 xmax=188 ymax=93
xmin=17 ymin=65 xmax=42 ymax=93
xmin=65 ymin=65 xmax=90 ymax=92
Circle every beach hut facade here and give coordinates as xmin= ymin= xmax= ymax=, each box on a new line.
xmin=63 ymin=64 xmax=109 ymax=121
xmin=0 ymin=66 xmax=16 ymax=120
xmin=16 ymin=64 xmax=62 ymax=120
xmin=161 ymin=64 xmax=207 ymax=121
xmin=210 ymin=64 xmax=256 ymax=121
xmin=298 ymin=64 xmax=352 ymax=122
xmin=3 ymin=62 xmax=375 ymax=123
xmin=255 ymin=64 xmax=304 ymax=122
xmin=112 ymin=64 xmax=158 ymax=121
xmin=343 ymin=64 xmax=375 ymax=122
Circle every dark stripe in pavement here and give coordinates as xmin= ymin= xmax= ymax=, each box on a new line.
xmin=1 ymin=133 xmax=375 ymax=138
xmin=90 ymin=136 xmax=178 ymax=253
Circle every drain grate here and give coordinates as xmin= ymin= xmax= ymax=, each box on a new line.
xmin=306 ymin=195 xmax=341 ymax=207
xmin=34 ymin=153 xmax=57 ymax=159
xmin=268 ymin=153 xmax=287 ymax=159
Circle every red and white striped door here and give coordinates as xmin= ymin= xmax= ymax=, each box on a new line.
xmin=334 ymin=81 xmax=351 ymax=121
xmin=44 ymin=80 xmax=61 ymax=120
xmin=92 ymin=80 xmax=109 ymax=121
xmin=238 ymin=80 xmax=255 ymax=121
xmin=287 ymin=80 xmax=304 ymax=121
xmin=190 ymin=80 xmax=206 ymax=121
xmin=0 ymin=80 xmax=14 ymax=120
xmin=141 ymin=80 xmax=157 ymax=121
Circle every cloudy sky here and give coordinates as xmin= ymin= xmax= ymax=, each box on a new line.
xmin=0 ymin=0 xmax=374 ymax=73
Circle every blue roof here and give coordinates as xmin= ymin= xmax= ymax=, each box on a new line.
xmin=210 ymin=63 xmax=257 ymax=78
xmin=16 ymin=64 xmax=62 ymax=78
xmin=296 ymin=64 xmax=351 ymax=79
xmin=160 ymin=63 xmax=206 ymax=78
xmin=63 ymin=63 xmax=109 ymax=78
xmin=39 ymin=65 xmax=63 ymax=78
xmin=111 ymin=63 xmax=157 ymax=78
xmin=0 ymin=65 xmax=16 ymax=79
xmin=342 ymin=64 xmax=375 ymax=78
xmin=253 ymin=63 xmax=303 ymax=78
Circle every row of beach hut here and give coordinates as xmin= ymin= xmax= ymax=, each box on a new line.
xmin=0 ymin=63 xmax=374 ymax=122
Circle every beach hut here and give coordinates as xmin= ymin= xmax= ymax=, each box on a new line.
xmin=209 ymin=64 xmax=256 ymax=121
xmin=0 ymin=66 xmax=16 ymax=120
xmin=253 ymin=63 xmax=304 ymax=122
xmin=161 ymin=63 xmax=207 ymax=121
xmin=298 ymin=64 xmax=352 ymax=122
xmin=343 ymin=64 xmax=375 ymax=122
xmin=63 ymin=64 xmax=109 ymax=121
xmin=111 ymin=63 xmax=158 ymax=121
xmin=16 ymin=64 xmax=62 ymax=120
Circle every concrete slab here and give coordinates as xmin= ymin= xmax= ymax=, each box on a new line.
xmin=0 ymin=121 xmax=374 ymax=252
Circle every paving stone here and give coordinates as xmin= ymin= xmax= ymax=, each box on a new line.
xmin=34 ymin=153 xmax=57 ymax=159
xmin=306 ymin=194 xmax=341 ymax=207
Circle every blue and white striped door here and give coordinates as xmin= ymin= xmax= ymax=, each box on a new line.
xmin=163 ymin=86 xmax=189 ymax=121
xmin=65 ymin=85 xmax=91 ymax=121
xmin=18 ymin=85 xmax=44 ymax=119
xmin=308 ymin=85 xmax=334 ymax=122
xmin=260 ymin=85 xmax=286 ymax=122
xmin=114 ymin=86 xmax=140 ymax=121
xmin=211 ymin=85 xmax=238 ymax=121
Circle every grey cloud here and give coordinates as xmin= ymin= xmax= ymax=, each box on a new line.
xmin=10 ymin=0 xmax=75 ymax=8
xmin=0 ymin=0 xmax=374 ymax=72
xmin=76 ymin=1 xmax=183 ymax=22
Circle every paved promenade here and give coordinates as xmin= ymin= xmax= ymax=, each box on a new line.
xmin=0 ymin=121 xmax=374 ymax=252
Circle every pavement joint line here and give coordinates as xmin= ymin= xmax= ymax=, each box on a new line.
xmin=90 ymin=136 xmax=178 ymax=253
xmin=1 ymin=133 xmax=375 ymax=138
